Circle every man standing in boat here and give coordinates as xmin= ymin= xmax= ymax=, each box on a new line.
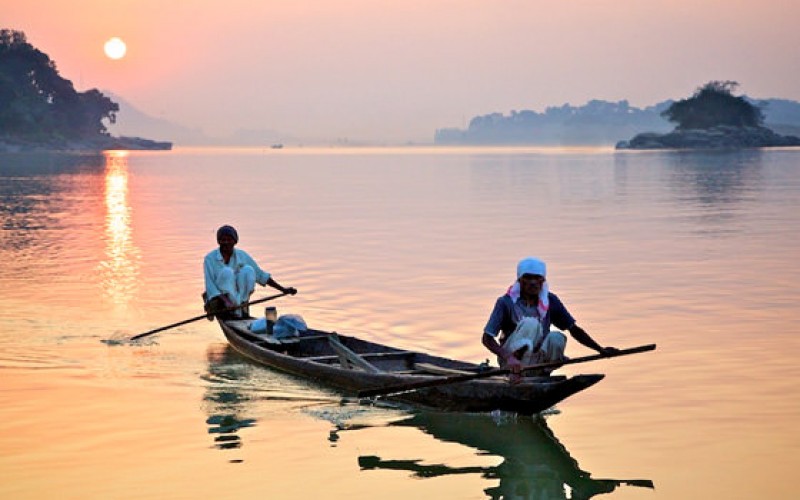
xmin=482 ymin=257 xmax=618 ymax=379
xmin=203 ymin=225 xmax=296 ymax=319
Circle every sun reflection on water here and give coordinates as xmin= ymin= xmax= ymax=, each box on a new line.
xmin=98 ymin=151 xmax=140 ymax=306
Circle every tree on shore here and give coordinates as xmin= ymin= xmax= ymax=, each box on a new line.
xmin=0 ymin=29 xmax=118 ymax=142
xmin=661 ymin=81 xmax=764 ymax=130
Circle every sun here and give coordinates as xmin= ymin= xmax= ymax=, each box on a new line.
xmin=104 ymin=37 xmax=127 ymax=60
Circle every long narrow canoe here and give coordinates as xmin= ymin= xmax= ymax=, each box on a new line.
xmin=219 ymin=318 xmax=604 ymax=415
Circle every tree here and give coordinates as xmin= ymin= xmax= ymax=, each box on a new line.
xmin=0 ymin=29 xmax=118 ymax=141
xmin=661 ymin=81 xmax=764 ymax=130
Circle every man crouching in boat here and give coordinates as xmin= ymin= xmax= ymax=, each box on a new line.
xmin=482 ymin=257 xmax=618 ymax=382
xmin=203 ymin=225 xmax=296 ymax=319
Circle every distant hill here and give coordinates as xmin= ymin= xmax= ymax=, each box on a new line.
xmin=106 ymin=93 xmax=295 ymax=147
xmin=753 ymin=98 xmax=800 ymax=137
xmin=435 ymin=97 xmax=800 ymax=146
xmin=104 ymin=93 xmax=210 ymax=145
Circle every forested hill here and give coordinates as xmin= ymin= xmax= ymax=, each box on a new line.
xmin=0 ymin=29 xmax=169 ymax=151
xmin=435 ymin=97 xmax=800 ymax=146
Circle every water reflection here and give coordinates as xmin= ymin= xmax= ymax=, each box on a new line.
xmin=0 ymin=152 xmax=104 ymax=252
xmin=202 ymin=344 xmax=257 ymax=455
xmin=98 ymin=151 xmax=140 ymax=305
xmin=345 ymin=412 xmax=653 ymax=499
xmin=0 ymin=151 xmax=105 ymax=175
xmin=662 ymin=149 xmax=763 ymax=206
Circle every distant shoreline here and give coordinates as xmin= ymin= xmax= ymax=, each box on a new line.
xmin=0 ymin=135 xmax=172 ymax=153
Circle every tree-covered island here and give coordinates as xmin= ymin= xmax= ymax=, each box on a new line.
xmin=435 ymin=83 xmax=800 ymax=147
xmin=0 ymin=29 xmax=170 ymax=152
xmin=616 ymin=81 xmax=800 ymax=149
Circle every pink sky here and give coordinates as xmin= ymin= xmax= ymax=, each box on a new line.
xmin=5 ymin=0 xmax=799 ymax=142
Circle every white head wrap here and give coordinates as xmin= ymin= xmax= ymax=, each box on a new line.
xmin=507 ymin=257 xmax=550 ymax=319
xmin=517 ymin=257 xmax=546 ymax=278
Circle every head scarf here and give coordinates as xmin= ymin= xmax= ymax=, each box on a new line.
xmin=507 ymin=257 xmax=550 ymax=320
xmin=216 ymin=225 xmax=238 ymax=244
xmin=517 ymin=257 xmax=546 ymax=279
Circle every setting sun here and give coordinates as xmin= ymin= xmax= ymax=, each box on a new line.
xmin=103 ymin=37 xmax=126 ymax=60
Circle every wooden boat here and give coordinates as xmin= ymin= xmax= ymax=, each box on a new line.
xmin=219 ymin=318 xmax=605 ymax=415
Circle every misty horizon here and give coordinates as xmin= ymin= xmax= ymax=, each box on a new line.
xmin=7 ymin=1 xmax=799 ymax=144
xmin=105 ymin=90 xmax=800 ymax=147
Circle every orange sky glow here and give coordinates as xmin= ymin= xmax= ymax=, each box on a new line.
xmin=4 ymin=0 xmax=800 ymax=142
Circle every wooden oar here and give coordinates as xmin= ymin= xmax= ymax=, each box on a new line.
xmin=357 ymin=343 xmax=656 ymax=398
xmin=128 ymin=292 xmax=289 ymax=341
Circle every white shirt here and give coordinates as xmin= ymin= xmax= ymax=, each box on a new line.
xmin=203 ymin=247 xmax=271 ymax=299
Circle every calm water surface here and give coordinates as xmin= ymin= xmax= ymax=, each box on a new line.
xmin=1 ymin=146 xmax=798 ymax=499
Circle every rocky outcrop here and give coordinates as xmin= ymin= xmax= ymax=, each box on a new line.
xmin=616 ymin=125 xmax=800 ymax=150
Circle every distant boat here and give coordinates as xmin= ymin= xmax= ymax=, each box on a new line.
xmin=270 ymin=144 xmax=283 ymax=149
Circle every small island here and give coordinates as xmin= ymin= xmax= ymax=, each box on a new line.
xmin=616 ymin=81 xmax=800 ymax=150
xmin=0 ymin=30 xmax=171 ymax=153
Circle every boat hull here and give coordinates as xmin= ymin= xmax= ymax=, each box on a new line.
xmin=220 ymin=320 xmax=604 ymax=415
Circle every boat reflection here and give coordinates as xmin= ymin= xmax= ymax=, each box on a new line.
xmin=348 ymin=412 xmax=654 ymax=499
xmin=201 ymin=343 xmax=342 ymax=458
xmin=201 ymin=344 xmax=257 ymax=454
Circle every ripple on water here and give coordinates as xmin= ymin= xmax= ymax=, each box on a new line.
xmin=0 ymin=342 xmax=85 ymax=371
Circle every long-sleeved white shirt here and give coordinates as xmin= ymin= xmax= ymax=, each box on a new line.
xmin=203 ymin=247 xmax=271 ymax=299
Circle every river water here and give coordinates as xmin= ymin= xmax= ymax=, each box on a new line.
xmin=1 ymin=146 xmax=798 ymax=499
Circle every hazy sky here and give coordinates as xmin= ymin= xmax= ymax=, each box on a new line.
xmin=5 ymin=0 xmax=800 ymax=143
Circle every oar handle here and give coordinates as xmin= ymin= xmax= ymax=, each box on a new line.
xmin=129 ymin=291 xmax=289 ymax=341
xmin=357 ymin=343 xmax=656 ymax=398
xmin=517 ymin=343 xmax=657 ymax=374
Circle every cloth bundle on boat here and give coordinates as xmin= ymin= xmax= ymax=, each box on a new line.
xmin=250 ymin=314 xmax=307 ymax=339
